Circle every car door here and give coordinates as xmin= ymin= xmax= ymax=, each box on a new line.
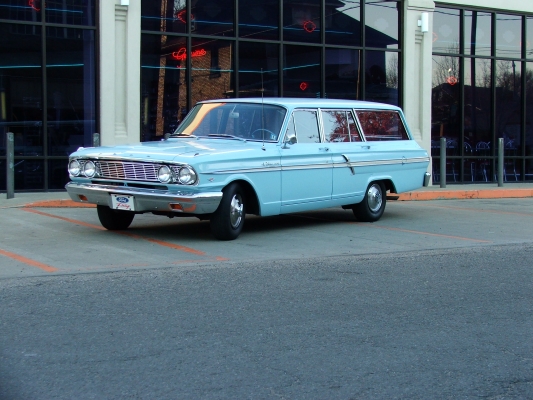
xmin=280 ymin=109 xmax=332 ymax=208
xmin=321 ymin=109 xmax=370 ymax=201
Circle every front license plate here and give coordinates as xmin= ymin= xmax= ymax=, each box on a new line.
xmin=111 ymin=194 xmax=135 ymax=211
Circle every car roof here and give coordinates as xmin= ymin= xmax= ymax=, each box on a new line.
xmin=199 ymin=97 xmax=402 ymax=112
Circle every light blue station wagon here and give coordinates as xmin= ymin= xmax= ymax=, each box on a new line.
xmin=66 ymin=98 xmax=430 ymax=240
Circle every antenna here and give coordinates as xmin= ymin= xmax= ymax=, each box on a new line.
xmin=261 ymin=68 xmax=265 ymax=150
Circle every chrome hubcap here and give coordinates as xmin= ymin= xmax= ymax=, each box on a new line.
xmin=367 ymin=184 xmax=382 ymax=213
xmin=229 ymin=194 xmax=244 ymax=228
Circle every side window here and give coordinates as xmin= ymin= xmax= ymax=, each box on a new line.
xmin=322 ymin=110 xmax=349 ymax=142
xmin=356 ymin=110 xmax=409 ymax=141
xmin=347 ymin=111 xmax=362 ymax=142
xmin=285 ymin=109 xmax=320 ymax=143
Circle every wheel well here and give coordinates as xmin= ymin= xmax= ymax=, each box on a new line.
xmin=226 ymin=180 xmax=260 ymax=215
xmin=381 ymin=179 xmax=396 ymax=194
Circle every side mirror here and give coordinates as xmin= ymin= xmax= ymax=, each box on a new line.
xmin=283 ymin=133 xmax=297 ymax=147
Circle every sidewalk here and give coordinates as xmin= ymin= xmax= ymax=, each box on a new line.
xmin=2 ymin=183 xmax=533 ymax=209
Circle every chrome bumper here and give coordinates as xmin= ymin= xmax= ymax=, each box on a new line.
xmin=65 ymin=182 xmax=222 ymax=214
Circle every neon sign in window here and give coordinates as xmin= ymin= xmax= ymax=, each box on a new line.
xmin=171 ymin=47 xmax=207 ymax=61
xmin=303 ymin=21 xmax=316 ymax=33
xmin=29 ymin=0 xmax=40 ymax=11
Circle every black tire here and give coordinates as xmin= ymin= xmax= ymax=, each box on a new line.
xmin=97 ymin=205 xmax=135 ymax=230
xmin=353 ymin=181 xmax=386 ymax=222
xmin=210 ymin=182 xmax=246 ymax=240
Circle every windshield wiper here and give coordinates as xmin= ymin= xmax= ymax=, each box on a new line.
xmin=207 ymin=134 xmax=245 ymax=141
xmin=169 ymin=132 xmax=196 ymax=138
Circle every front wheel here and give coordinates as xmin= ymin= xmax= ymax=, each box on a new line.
xmin=352 ymin=181 xmax=386 ymax=222
xmin=97 ymin=205 xmax=135 ymax=230
xmin=210 ymin=183 xmax=246 ymax=240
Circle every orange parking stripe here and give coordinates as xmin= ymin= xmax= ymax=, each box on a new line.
xmin=22 ymin=208 xmax=207 ymax=256
xmin=0 ymin=248 xmax=58 ymax=273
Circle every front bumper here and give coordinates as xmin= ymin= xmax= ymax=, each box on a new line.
xmin=65 ymin=182 xmax=222 ymax=214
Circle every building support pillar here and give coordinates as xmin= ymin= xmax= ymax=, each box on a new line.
xmin=403 ymin=0 xmax=435 ymax=180
xmin=99 ymin=1 xmax=141 ymax=146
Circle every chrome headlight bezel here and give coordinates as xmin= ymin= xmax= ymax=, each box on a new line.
xmin=68 ymin=159 xmax=81 ymax=177
xmin=158 ymin=165 xmax=173 ymax=183
xmin=177 ymin=166 xmax=197 ymax=185
xmin=83 ymin=160 xmax=97 ymax=178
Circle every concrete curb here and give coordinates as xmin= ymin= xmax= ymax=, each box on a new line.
xmin=25 ymin=200 xmax=95 ymax=208
xmin=397 ymin=188 xmax=533 ymax=201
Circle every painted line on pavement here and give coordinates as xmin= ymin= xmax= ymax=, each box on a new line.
xmin=0 ymin=248 xmax=58 ymax=273
xmin=22 ymin=208 xmax=214 ymax=257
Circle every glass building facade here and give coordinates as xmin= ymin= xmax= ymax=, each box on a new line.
xmin=0 ymin=0 xmax=96 ymax=191
xmin=432 ymin=5 xmax=533 ymax=183
xmin=140 ymin=0 xmax=402 ymax=142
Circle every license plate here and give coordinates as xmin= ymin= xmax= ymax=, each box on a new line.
xmin=111 ymin=194 xmax=135 ymax=211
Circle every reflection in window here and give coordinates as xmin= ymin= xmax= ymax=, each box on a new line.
xmin=283 ymin=45 xmax=321 ymax=98
xmin=325 ymin=48 xmax=360 ymax=100
xmin=141 ymin=35 xmax=188 ymax=142
xmin=365 ymin=0 xmax=399 ymax=49
xmin=496 ymin=61 xmax=522 ymax=154
xmin=283 ymin=0 xmax=321 ymax=43
xmin=239 ymin=0 xmax=279 ymax=40
xmin=496 ymin=14 xmax=522 ymax=59
xmin=239 ymin=42 xmax=279 ymax=97
xmin=365 ymin=50 xmax=399 ymax=106
xmin=356 ymin=110 xmax=408 ymax=140
xmin=45 ymin=0 xmax=95 ymax=26
xmin=192 ymin=0 xmax=234 ymax=36
xmin=141 ymin=0 xmax=187 ymax=34
xmin=0 ymin=0 xmax=42 ymax=22
xmin=325 ymin=0 xmax=361 ymax=46
xmin=527 ymin=17 xmax=533 ymax=60
xmin=464 ymin=11 xmax=492 ymax=56
xmin=322 ymin=110 xmax=361 ymax=142
xmin=464 ymin=58 xmax=492 ymax=146
xmin=433 ymin=8 xmax=460 ymax=54
xmin=291 ymin=110 xmax=320 ymax=143
xmin=526 ymin=63 xmax=533 ymax=157
xmin=191 ymin=38 xmax=234 ymax=103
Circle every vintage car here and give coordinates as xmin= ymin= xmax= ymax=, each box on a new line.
xmin=65 ymin=98 xmax=430 ymax=240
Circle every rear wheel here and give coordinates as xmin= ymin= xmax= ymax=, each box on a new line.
xmin=210 ymin=183 xmax=245 ymax=240
xmin=353 ymin=181 xmax=386 ymax=222
xmin=97 ymin=205 xmax=135 ymax=230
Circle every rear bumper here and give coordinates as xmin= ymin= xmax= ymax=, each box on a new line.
xmin=65 ymin=182 xmax=222 ymax=214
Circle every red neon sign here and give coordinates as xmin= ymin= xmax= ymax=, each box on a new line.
xmin=171 ymin=47 xmax=207 ymax=61
xmin=303 ymin=20 xmax=316 ymax=33
xmin=447 ymin=76 xmax=458 ymax=86
xmin=299 ymin=82 xmax=308 ymax=91
xmin=29 ymin=0 xmax=40 ymax=11
xmin=176 ymin=10 xmax=194 ymax=24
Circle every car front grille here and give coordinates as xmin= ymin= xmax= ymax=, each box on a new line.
xmin=95 ymin=161 xmax=160 ymax=182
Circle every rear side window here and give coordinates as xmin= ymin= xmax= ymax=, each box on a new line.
xmin=355 ymin=110 xmax=409 ymax=141
xmin=321 ymin=110 xmax=362 ymax=142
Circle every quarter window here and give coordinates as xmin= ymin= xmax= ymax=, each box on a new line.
xmin=285 ymin=110 xmax=321 ymax=143
xmin=356 ymin=110 xmax=409 ymax=141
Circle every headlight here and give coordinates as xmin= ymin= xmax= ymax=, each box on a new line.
xmin=158 ymin=165 xmax=173 ymax=183
xmin=178 ymin=166 xmax=197 ymax=185
xmin=68 ymin=160 xmax=81 ymax=176
xmin=83 ymin=160 xmax=96 ymax=177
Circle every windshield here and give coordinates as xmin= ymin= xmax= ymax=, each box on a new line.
xmin=172 ymin=102 xmax=287 ymax=141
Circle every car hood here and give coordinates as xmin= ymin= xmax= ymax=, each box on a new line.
xmin=70 ymin=138 xmax=272 ymax=163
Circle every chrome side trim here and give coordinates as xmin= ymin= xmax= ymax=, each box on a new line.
xmin=333 ymin=156 xmax=430 ymax=169
xmin=65 ymin=182 xmax=222 ymax=214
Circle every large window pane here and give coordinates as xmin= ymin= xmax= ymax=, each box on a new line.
xmin=46 ymin=27 xmax=95 ymax=156
xmin=365 ymin=50 xmax=398 ymax=105
xmin=239 ymin=42 xmax=279 ymax=97
xmin=192 ymin=0 xmax=234 ymax=37
xmin=141 ymin=0 xmax=187 ymax=34
xmin=0 ymin=0 xmax=42 ymax=22
xmin=141 ymin=35 xmax=188 ymax=142
xmin=283 ymin=45 xmax=320 ymax=98
xmin=239 ymin=0 xmax=279 ymax=40
xmin=283 ymin=0 xmax=321 ymax=44
xmin=464 ymin=11 xmax=492 ymax=56
xmin=0 ymin=23 xmax=43 ymax=157
xmin=433 ymin=7 xmax=460 ymax=54
xmin=325 ymin=48 xmax=360 ymax=100
xmin=496 ymin=14 xmax=522 ymax=59
xmin=365 ymin=0 xmax=399 ymax=49
xmin=325 ymin=0 xmax=361 ymax=46
xmin=45 ymin=0 xmax=95 ymax=26
xmin=527 ymin=17 xmax=533 ymax=60
xmin=191 ymin=38 xmax=234 ymax=103
xmin=496 ymin=61 xmax=522 ymax=155
xmin=431 ymin=55 xmax=461 ymax=155
xmin=525 ymin=62 xmax=533 ymax=156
